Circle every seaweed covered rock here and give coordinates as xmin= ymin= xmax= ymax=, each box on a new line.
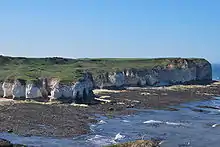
xmin=0 ymin=138 xmax=12 ymax=147
xmin=106 ymin=140 xmax=159 ymax=147
xmin=0 ymin=138 xmax=26 ymax=147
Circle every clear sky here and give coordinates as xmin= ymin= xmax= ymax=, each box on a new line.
xmin=0 ymin=0 xmax=219 ymax=63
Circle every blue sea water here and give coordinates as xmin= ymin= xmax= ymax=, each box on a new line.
xmin=0 ymin=64 xmax=220 ymax=147
xmin=212 ymin=64 xmax=220 ymax=80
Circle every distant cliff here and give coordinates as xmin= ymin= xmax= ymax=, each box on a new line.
xmin=0 ymin=55 xmax=212 ymax=83
xmin=94 ymin=58 xmax=212 ymax=88
xmin=0 ymin=56 xmax=212 ymax=103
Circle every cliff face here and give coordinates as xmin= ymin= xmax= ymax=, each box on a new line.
xmin=0 ymin=73 xmax=95 ymax=103
xmin=94 ymin=58 xmax=212 ymax=88
xmin=0 ymin=57 xmax=212 ymax=103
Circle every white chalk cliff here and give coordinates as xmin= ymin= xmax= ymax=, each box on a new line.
xmin=94 ymin=59 xmax=212 ymax=88
xmin=72 ymin=73 xmax=94 ymax=103
xmin=12 ymin=79 xmax=26 ymax=99
xmin=2 ymin=81 xmax=13 ymax=98
xmin=26 ymin=83 xmax=43 ymax=99
xmin=0 ymin=58 xmax=212 ymax=104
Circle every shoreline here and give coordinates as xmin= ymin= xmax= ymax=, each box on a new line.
xmin=0 ymin=82 xmax=220 ymax=138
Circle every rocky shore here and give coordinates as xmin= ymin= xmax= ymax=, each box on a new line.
xmin=0 ymin=81 xmax=220 ymax=138
xmin=105 ymin=140 xmax=160 ymax=147
xmin=0 ymin=56 xmax=216 ymax=146
xmin=0 ymin=138 xmax=26 ymax=147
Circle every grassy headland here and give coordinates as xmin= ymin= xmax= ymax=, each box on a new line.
xmin=0 ymin=55 xmax=207 ymax=83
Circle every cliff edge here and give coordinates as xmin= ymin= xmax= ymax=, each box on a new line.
xmin=0 ymin=56 xmax=212 ymax=103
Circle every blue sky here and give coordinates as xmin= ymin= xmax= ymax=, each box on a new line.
xmin=0 ymin=0 xmax=219 ymax=63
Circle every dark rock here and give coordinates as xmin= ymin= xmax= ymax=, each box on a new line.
xmin=197 ymin=105 xmax=220 ymax=110
xmin=13 ymin=144 xmax=27 ymax=147
xmin=191 ymin=109 xmax=209 ymax=113
xmin=108 ymin=107 xmax=114 ymax=111
xmin=7 ymin=129 xmax=13 ymax=133
xmin=0 ymin=138 xmax=12 ymax=147
xmin=166 ymin=107 xmax=179 ymax=111
xmin=106 ymin=140 xmax=159 ymax=147
xmin=126 ymin=104 xmax=135 ymax=108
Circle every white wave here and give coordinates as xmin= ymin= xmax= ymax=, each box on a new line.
xmin=98 ymin=120 xmax=107 ymax=124
xmin=114 ymin=133 xmax=125 ymax=141
xmin=143 ymin=120 xmax=188 ymax=126
xmin=88 ymin=135 xmax=117 ymax=146
xmin=212 ymin=124 xmax=220 ymax=128
xmin=90 ymin=124 xmax=96 ymax=132
xmin=165 ymin=122 xmax=188 ymax=126
xmin=143 ymin=120 xmax=163 ymax=124
xmin=122 ymin=120 xmax=130 ymax=123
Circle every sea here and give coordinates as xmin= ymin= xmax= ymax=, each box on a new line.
xmin=1 ymin=64 xmax=220 ymax=147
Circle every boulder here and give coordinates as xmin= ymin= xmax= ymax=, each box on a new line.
xmin=12 ymin=79 xmax=26 ymax=99
xmin=0 ymin=138 xmax=26 ymax=147
xmin=109 ymin=140 xmax=159 ymax=147
xmin=0 ymin=138 xmax=12 ymax=147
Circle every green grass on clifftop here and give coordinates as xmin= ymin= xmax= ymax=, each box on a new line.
xmin=0 ymin=55 xmax=207 ymax=83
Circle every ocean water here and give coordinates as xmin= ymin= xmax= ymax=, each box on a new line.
xmin=0 ymin=64 xmax=220 ymax=147
xmin=1 ymin=98 xmax=220 ymax=147
xmin=212 ymin=64 xmax=220 ymax=80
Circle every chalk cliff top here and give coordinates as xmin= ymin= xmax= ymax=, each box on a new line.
xmin=0 ymin=55 xmax=210 ymax=83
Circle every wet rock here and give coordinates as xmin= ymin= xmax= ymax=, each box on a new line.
xmin=0 ymin=138 xmax=27 ymax=147
xmin=197 ymin=105 xmax=220 ymax=110
xmin=126 ymin=104 xmax=135 ymax=108
xmin=13 ymin=144 xmax=27 ymax=147
xmin=166 ymin=107 xmax=179 ymax=111
xmin=0 ymin=138 xmax=12 ymax=147
xmin=191 ymin=109 xmax=209 ymax=113
xmin=106 ymin=140 xmax=159 ymax=147
xmin=7 ymin=129 xmax=13 ymax=133
xmin=108 ymin=107 xmax=114 ymax=111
